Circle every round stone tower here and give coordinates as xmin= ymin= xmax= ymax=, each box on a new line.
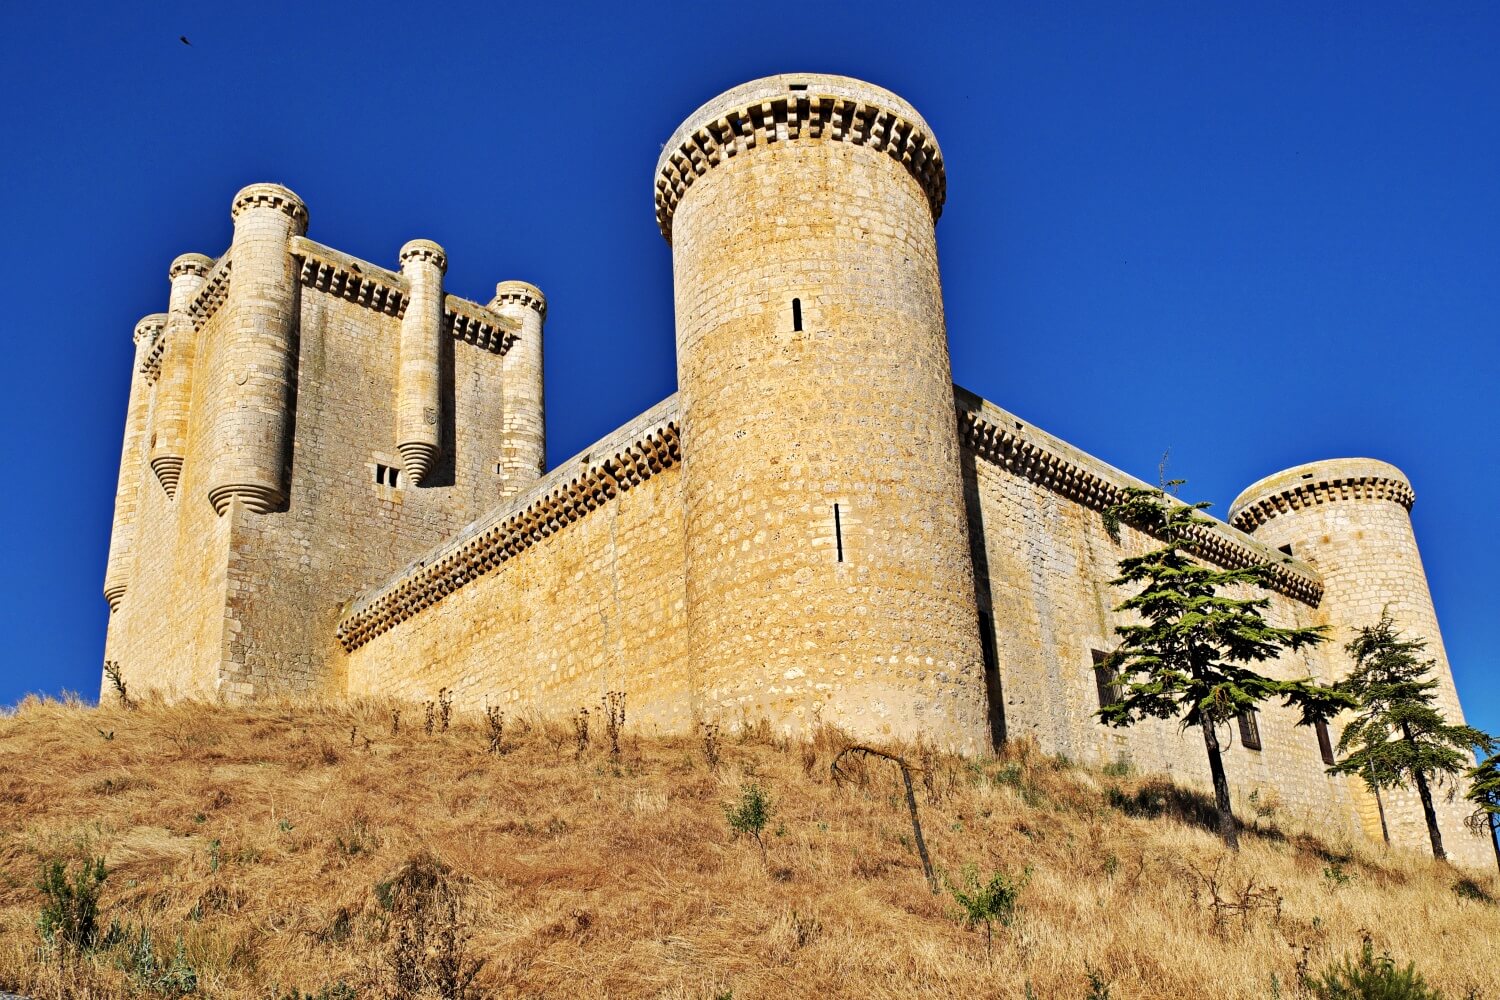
xmin=103 ymin=314 xmax=167 ymax=610
xmin=491 ymin=280 xmax=547 ymax=497
xmin=1230 ymin=458 xmax=1479 ymax=862
xmin=150 ymin=253 xmax=215 ymax=499
xmin=656 ymin=73 xmax=987 ymax=749
xmin=396 ymin=238 xmax=448 ymax=486
xmin=206 ymin=183 xmax=307 ymax=515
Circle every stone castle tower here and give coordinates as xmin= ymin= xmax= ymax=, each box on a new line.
xmin=103 ymin=73 xmax=1488 ymax=867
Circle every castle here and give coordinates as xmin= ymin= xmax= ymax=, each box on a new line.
xmin=103 ymin=74 xmax=1486 ymax=867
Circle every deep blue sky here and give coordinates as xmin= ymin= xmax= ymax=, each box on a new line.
xmin=1 ymin=3 xmax=1494 ymax=736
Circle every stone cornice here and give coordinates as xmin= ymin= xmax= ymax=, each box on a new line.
xmin=955 ymin=386 xmax=1324 ymax=607
xmin=291 ymin=237 xmax=518 ymax=353
xmin=655 ymin=84 xmax=946 ymax=241
xmin=336 ymin=396 xmax=682 ymax=652
xmin=1230 ymin=463 xmax=1415 ymax=533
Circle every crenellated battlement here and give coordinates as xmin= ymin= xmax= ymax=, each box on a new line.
xmin=398 ymin=238 xmax=448 ymax=274
xmin=1229 ymin=458 xmax=1416 ymax=532
xmin=168 ymin=253 xmax=215 ymax=281
xmin=654 ymin=73 xmax=946 ymax=241
xmin=291 ymin=237 xmax=517 ymax=352
xmin=230 ymin=183 xmax=308 ymax=230
xmin=491 ymin=280 xmax=546 ymax=319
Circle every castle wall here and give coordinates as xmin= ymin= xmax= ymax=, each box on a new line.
xmin=341 ymin=399 xmax=689 ymax=726
xmin=218 ymin=283 xmax=514 ymax=698
xmin=958 ymin=390 xmax=1363 ymax=837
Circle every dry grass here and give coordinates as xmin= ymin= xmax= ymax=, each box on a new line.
xmin=1 ymin=696 xmax=1497 ymax=999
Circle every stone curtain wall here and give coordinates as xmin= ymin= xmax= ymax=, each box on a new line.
xmin=342 ymin=399 xmax=691 ymax=729
xmin=958 ymin=390 xmax=1363 ymax=838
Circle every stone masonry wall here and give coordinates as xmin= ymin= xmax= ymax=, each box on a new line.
xmin=958 ymin=390 xmax=1363 ymax=838
xmin=219 ymin=284 xmax=514 ymax=699
xmin=341 ymin=398 xmax=689 ymax=728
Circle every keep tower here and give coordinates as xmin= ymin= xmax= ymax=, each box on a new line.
xmin=656 ymin=73 xmax=988 ymax=748
xmin=1230 ymin=459 xmax=1484 ymax=866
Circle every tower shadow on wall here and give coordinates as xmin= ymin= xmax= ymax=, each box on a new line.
xmin=277 ymin=282 xmax=303 ymax=514
xmin=961 ymin=442 xmax=1006 ymax=749
xmin=423 ymin=322 xmax=457 ymax=488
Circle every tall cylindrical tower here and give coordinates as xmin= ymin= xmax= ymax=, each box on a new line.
xmin=396 ymin=239 xmax=448 ymax=486
xmin=656 ymin=73 xmax=987 ymax=749
xmin=1230 ymin=458 xmax=1479 ymax=862
xmin=492 ymin=280 xmax=547 ymax=496
xmin=150 ymin=253 xmax=215 ymax=498
xmin=206 ymin=183 xmax=307 ymax=515
xmin=104 ymin=314 xmax=166 ymax=609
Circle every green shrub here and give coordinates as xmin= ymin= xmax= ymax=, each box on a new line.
xmin=1323 ymin=863 xmax=1354 ymax=889
xmin=724 ymin=784 xmax=773 ymax=863
xmin=36 ymin=855 xmax=109 ymax=956
xmin=945 ymin=863 xmax=1026 ymax=955
xmin=1308 ymin=940 xmax=1442 ymax=1000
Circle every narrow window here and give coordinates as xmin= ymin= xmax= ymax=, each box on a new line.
xmin=1315 ymin=719 xmax=1335 ymax=766
xmin=1278 ymin=543 xmax=1294 ymax=557
xmin=791 ymin=298 xmax=803 ymax=332
xmin=833 ymin=503 xmax=844 ymax=562
xmin=1238 ymin=710 xmax=1262 ymax=751
xmin=390 ymin=468 xmax=401 ymax=489
xmin=374 ymin=464 xmax=384 ymax=485
xmin=1092 ymin=649 xmax=1123 ymax=713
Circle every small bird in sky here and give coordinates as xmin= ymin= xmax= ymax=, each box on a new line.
xmin=180 ymin=35 xmax=191 ymax=45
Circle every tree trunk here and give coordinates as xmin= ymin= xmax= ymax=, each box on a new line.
xmin=1400 ymin=723 xmax=1446 ymax=861
xmin=1412 ymin=768 xmax=1446 ymax=860
xmin=1373 ymin=783 xmax=1390 ymax=845
xmin=1202 ymin=721 xmax=1239 ymax=851
xmin=1490 ymin=815 xmax=1500 ymax=877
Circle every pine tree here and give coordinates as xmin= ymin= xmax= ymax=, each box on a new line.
xmin=1099 ymin=482 xmax=1350 ymax=852
xmin=1465 ymin=749 xmax=1500 ymax=874
xmin=1328 ymin=612 xmax=1493 ymax=862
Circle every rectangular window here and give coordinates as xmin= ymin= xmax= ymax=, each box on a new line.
xmin=792 ymin=297 xmax=803 ymax=332
xmin=375 ymin=463 xmax=401 ymax=488
xmin=1092 ymin=649 xmax=1123 ymax=713
xmin=1315 ymin=719 xmax=1335 ymax=766
xmin=1238 ymin=710 xmax=1262 ymax=751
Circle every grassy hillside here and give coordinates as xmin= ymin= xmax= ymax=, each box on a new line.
xmin=1 ymin=696 xmax=1497 ymax=999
